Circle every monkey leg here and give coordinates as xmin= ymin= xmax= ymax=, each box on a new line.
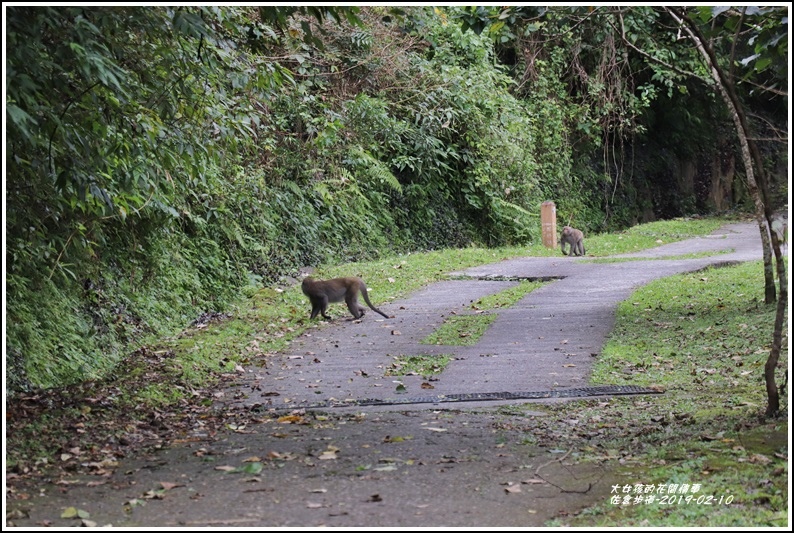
xmin=345 ymin=297 xmax=364 ymax=319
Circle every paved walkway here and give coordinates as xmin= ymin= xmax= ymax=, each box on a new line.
xmin=224 ymin=221 xmax=771 ymax=412
xmin=9 ymin=221 xmax=781 ymax=528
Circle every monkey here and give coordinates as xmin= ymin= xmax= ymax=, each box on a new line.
xmin=560 ymin=226 xmax=586 ymax=256
xmin=301 ymin=276 xmax=391 ymax=320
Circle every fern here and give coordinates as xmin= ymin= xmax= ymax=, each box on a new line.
xmin=347 ymin=147 xmax=403 ymax=193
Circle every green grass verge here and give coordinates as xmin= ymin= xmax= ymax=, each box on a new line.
xmin=470 ymin=280 xmax=547 ymax=310
xmin=539 ymin=259 xmax=789 ymax=527
xmin=384 ymin=354 xmax=454 ymax=378
xmin=586 ymin=217 xmax=730 ymax=256
xmin=420 ymin=314 xmax=498 ymax=346
xmin=417 ymin=280 xmax=547 ymax=345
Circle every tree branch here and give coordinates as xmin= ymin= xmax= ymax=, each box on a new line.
xmin=614 ymin=9 xmax=701 ymax=81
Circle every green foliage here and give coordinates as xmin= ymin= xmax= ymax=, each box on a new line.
xmin=6 ymin=4 xmax=780 ymax=393
xmin=5 ymin=275 xmax=119 ymax=391
xmin=5 ymin=6 xmax=288 ymax=390
xmin=258 ymin=6 xmax=362 ymax=49
xmin=697 ymin=6 xmax=788 ymax=90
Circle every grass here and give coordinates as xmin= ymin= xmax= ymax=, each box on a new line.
xmin=417 ymin=279 xmax=547 ymax=346
xmin=384 ymin=354 xmax=454 ymax=378
xmin=591 ymin=261 xmax=774 ymax=388
xmin=420 ymin=314 xmax=498 ymax=346
xmin=469 ymin=280 xmax=546 ymax=310
xmin=532 ymin=258 xmax=789 ymax=527
xmin=585 ymin=217 xmax=729 ymax=256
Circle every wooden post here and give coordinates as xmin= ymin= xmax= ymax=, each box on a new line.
xmin=541 ymin=201 xmax=557 ymax=249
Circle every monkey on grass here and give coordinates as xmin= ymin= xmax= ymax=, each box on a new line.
xmin=301 ymin=276 xmax=391 ymax=320
xmin=560 ymin=226 xmax=586 ymax=256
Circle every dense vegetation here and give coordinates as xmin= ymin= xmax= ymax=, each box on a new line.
xmin=5 ymin=6 xmax=788 ymax=392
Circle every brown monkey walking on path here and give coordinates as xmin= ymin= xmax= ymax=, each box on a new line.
xmin=301 ymin=276 xmax=391 ymax=320
xmin=560 ymin=226 xmax=586 ymax=256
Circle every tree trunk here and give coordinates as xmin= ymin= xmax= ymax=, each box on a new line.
xmin=668 ymin=8 xmax=786 ymax=417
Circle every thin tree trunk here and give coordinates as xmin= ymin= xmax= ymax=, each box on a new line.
xmin=668 ymin=8 xmax=786 ymax=417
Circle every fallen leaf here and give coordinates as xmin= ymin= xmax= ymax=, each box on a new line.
xmin=241 ymin=462 xmax=263 ymax=475
xmin=425 ymin=427 xmax=447 ymax=432
xmin=159 ymin=481 xmax=184 ymax=490
xmin=319 ymin=446 xmax=339 ymax=460
xmin=63 ymin=507 xmax=91 ymax=519
xmin=6 ymin=509 xmax=30 ymax=520
xmin=277 ymin=414 xmax=304 ymax=424
xmin=504 ymin=484 xmax=522 ymax=494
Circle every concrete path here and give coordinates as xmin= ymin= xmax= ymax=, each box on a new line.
xmin=224 ymin=221 xmax=771 ymax=412
xmin=8 ymin=221 xmax=780 ymax=529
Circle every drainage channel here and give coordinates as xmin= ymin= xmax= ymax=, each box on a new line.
xmin=265 ymin=385 xmax=663 ymax=411
xmin=447 ymin=275 xmax=566 ymax=282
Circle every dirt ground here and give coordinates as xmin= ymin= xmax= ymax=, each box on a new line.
xmin=7 ymin=405 xmax=624 ymax=528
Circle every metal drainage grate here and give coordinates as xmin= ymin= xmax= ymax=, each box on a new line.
xmin=448 ymin=275 xmax=566 ymax=282
xmin=272 ymin=385 xmax=662 ymax=410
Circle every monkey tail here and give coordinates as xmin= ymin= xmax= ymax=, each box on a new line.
xmin=361 ymin=287 xmax=390 ymax=319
